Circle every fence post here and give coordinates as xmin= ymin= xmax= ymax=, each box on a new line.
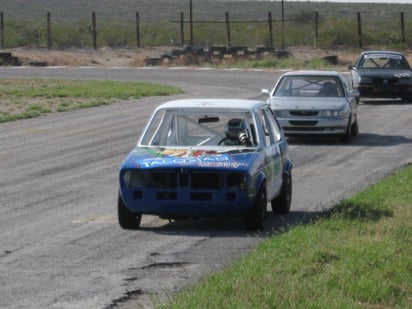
xmin=314 ymin=11 xmax=318 ymax=49
xmin=47 ymin=12 xmax=51 ymax=50
xmin=136 ymin=12 xmax=140 ymax=47
xmin=225 ymin=12 xmax=231 ymax=48
xmin=268 ymin=12 xmax=273 ymax=48
xmin=357 ymin=12 xmax=362 ymax=48
xmin=400 ymin=12 xmax=405 ymax=44
xmin=0 ymin=12 xmax=4 ymax=49
xmin=180 ymin=12 xmax=184 ymax=47
xmin=92 ymin=12 xmax=97 ymax=49
xmin=281 ymin=0 xmax=285 ymax=50
xmin=189 ymin=0 xmax=193 ymax=45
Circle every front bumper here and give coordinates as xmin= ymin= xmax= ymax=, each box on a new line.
xmin=120 ymin=189 xmax=254 ymax=217
xmin=278 ymin=117 xmax=349 ymax=135
xmin=358 ymin=84 xmax=412 ymax=99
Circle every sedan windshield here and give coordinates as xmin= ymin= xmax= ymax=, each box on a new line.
xmin=274 ymin=76 xmax=344 ymax=98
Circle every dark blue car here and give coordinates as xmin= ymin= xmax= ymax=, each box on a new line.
xmin=118 ymin=99 xmax=292 ymax=230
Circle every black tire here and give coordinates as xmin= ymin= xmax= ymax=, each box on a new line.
xmin=245 ymin=186 xmax=267 ymax=231
xmin=118 ymin=192 xmax=142 ymax=229
xmin=271 ymin=172 xmax=292 ymax=214
xmin=401 ymin=96 xmax=412 ymax=103
xmin=340 ymin=117 xmax=352 ymax=143
xmin=351 ymin=118 xmax=359 ymax=137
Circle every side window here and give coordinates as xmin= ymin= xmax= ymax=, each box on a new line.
xmin=257 ymin=109 xmax=270 ymax=146
xmin=261 ymin=108 xmax=282 ymax=145
xmin=141 ymin=110 xmax=172 ymax=146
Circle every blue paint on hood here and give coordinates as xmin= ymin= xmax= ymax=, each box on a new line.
xmin=121 ymin=147 xmax=259 ymax=171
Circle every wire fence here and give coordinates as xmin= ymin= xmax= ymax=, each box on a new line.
xmin=0 ymin=9 xmax=410 ymax=51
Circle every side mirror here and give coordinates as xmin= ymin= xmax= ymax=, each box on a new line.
xmin=349 ymin=89 xmax=360 ymax=97
xmin=261 ymin=88 xmax=271 ymax=96
xmin=348 ymin=64 xmax=354 ymax=70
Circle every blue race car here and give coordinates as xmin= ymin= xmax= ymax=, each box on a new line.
xmin=118 ymin=99 xmax=293 ymax=230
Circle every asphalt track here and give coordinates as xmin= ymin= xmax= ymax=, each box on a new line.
xmin=0 ymin=66 xmax=411 ymax=308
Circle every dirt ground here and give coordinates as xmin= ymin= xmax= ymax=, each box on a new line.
xmin=6 ymin=47 xmax=163 ymax=67
xmin=5 ymin=46 xmax=361 ymax=68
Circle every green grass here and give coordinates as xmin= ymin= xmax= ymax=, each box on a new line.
xmin=162 ymin=164 xmax=412 ymax=309
xmin=0 ymin=79 xmax=183 ymax=122
xmin=231 ymin=57 xmax=332 ymax=70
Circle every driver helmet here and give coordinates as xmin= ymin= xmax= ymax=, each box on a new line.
xmin=225 ymin=118 xmax=250 ymax=145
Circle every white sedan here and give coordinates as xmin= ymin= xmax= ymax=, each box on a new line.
xmin=262 ymin=70 xmax=360 ymax=143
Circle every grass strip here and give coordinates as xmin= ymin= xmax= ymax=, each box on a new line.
xmin=0 ymin=78 xmax=183 ymax=122
xmin=230 ymin=57 xmax=333 ymax=70
xmin=163 ymin=164 xmax=412 ymax=309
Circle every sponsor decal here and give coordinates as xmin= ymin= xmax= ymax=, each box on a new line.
xmin=395 ymin=72 xmax=411 ymax=79
xmin=132 ymin=147 xmax=251 ymax=168
xmin=159 ymin=149 xmax=218 ymax=157
xmin=365 ymin=54 xmax=402 ymax=60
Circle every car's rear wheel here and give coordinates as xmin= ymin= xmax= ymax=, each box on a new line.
xmin=118 ymin=192 xmax=142 ymax=229
xmin=271 ymin=172 xmax=292 ymax=214
xmin=245 ymin=185 xmax=267 ymax=231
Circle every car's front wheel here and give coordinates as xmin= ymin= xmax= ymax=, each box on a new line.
xmin=401 ymin=96 xmax=412 ymax=103
xmin=271 ymin=172 xmax=292 ymax=214
xmin=118 ymin=192 xmax=142 ymax=229
xmin=340 ymin=117 xmax=352 ymax=143
xmin=245 ymin=185 xmax=267 ymax=231
xmin=351 ymin=118 xmax=359 ymax=137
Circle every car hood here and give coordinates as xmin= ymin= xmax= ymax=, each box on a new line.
xmin=269 ymin=97 xmax=348 ymax=110
xmin=120 ymin=147 xmax=260 ymax=171
xmin=355 ymin=68 xmax=412 ymax=79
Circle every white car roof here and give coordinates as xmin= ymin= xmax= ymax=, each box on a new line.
xmin=281 ymin=70 xmax=342 ymax=77
xmin=155 ymin=98 xmax=267 ymax=111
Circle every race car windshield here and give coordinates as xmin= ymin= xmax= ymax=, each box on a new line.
xmin=359 ymin=54 xmax=409 ymax=69
xmin=140 ymin=109 xmax=257 ymax=147
xmin=274 ymin=76 xmax=344 ymax=97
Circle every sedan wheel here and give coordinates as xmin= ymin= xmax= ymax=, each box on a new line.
xmin=245 ymin=186 xmax=267 ymax=231
xmin=118 ymin=192 xmax=142 ymax=229
xmin=351 ymin=118 xmax=359 ymax=137
xmin=271 ymin=172 xmax=292 ymax=214
xmin=340 ymin=117 xmax=352 ymax=143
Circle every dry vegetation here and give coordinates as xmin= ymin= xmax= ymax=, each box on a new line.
xmin=7 ymin=46 xmax=364 ymax=68
xmin=9 ymin=47 xmax=165 ymax=67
